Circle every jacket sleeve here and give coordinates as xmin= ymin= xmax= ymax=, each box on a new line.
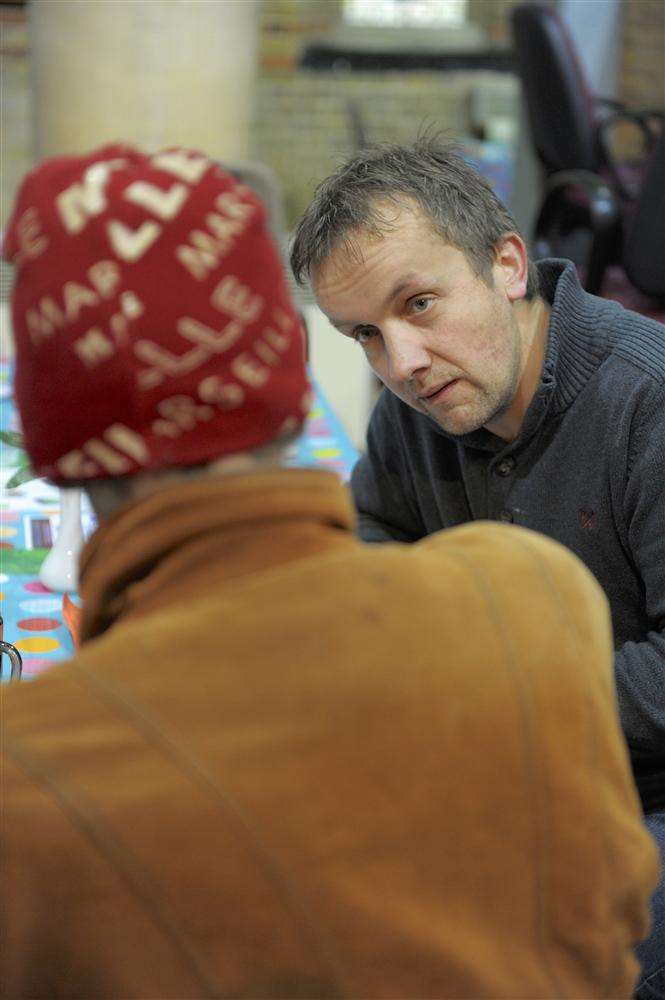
xmin=351 ymin=392 xmax=425 ymax=543
xmin=614 ymin=386 xmax=665 ymax=803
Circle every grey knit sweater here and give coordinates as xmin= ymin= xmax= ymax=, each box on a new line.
xmin=352 ymin=259 xmax=665 ymax=811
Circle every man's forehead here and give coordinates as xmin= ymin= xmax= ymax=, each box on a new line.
xmin=318 ymin=199 xmax=447 ymax=273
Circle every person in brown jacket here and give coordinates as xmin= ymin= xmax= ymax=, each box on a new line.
xmin=1 ymin=145 xmax=659 ymax=1000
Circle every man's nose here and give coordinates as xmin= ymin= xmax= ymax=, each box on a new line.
xmin=384 ymin=326 xmax=430 ymax=382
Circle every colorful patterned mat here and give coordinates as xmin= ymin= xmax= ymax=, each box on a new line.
xmin=0 ymin=359 xmax=357 ymax=680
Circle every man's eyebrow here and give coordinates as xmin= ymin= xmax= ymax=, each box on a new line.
xmin=328 ymin=273 xmax=422 ymax=329
xmin=382 ymin=274 xmax=419 ymax=309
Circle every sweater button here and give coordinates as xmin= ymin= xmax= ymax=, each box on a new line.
xmin=495 ymin=457 xmax=516 ymax=477
xmin=498 ymin=508 xmax=514 ymax=523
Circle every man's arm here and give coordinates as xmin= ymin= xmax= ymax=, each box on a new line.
xmin=615 ymin=386 xmax=665 ymax=809
xmin=615 ymin=631 xmax=665 ymax=810
xmin=351 ymin=391 xmax=425 ymax=543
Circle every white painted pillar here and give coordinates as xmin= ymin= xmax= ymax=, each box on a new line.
xmin=30 ymin=0 xmax=260 ymax=160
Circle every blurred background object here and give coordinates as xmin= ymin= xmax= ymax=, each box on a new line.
xmin=1 ymin=0 xmax=664 ymax=446
xmin=511 ymin=1 xmax=660 ymax=197
xmin=532 ymin=129 xmax=665 ymax=319
xmin=511 ymin=1 xmax=664 ymax=313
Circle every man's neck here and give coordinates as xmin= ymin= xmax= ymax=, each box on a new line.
xmin=487 ymin=296 xmax=551 ymax=442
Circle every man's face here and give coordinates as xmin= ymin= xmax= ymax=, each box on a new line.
xmin=313 ymin=204 xmax=527 ymax=438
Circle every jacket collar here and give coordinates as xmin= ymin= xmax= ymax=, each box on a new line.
xmin=79 ymin=469 xmax=356 ymax=643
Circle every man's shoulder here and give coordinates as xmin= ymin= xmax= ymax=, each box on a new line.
xmin=587 ymin=312 xmax=665 ymax=425
xmin=564 ymin=287 xmax=665 ymax=386
xmin=544 ymin=259 xmax=665 ymax=387
xmin=603 ymin=306 xmax=665 ymax=385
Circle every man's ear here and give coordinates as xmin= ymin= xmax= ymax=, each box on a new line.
xmin=493 ymin=233 xmax=529 ymax=303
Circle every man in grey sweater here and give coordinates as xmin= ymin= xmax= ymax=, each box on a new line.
xmin=291 ymin=138 xmax=665 ymax=996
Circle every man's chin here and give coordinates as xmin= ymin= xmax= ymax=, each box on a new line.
xmin=434 ymin=416 xmax=485 ymax=437
xmin=398 ymin=391 xmax=491 ymax=436
xmin=424 ymin=402 xmax=489 ymax=437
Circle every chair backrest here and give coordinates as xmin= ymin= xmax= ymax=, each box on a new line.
xmin=511 ymin=3 xmax=598 ymax=174
xmin=623 ymin=131 xmax=665 ymax=300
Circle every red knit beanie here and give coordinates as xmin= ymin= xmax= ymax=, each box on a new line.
xmin=3 ymin=144 xmax=311 ymax=483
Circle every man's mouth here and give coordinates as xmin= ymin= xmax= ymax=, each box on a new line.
xmin=417 ymin=379 xmax=459 ymax=403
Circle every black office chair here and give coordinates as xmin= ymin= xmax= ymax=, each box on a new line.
xmin=622 ymin=129 xmax=665 ymax=302
xmin=534 ymin=131 xmax=665 ymax=318
xmin=510 ymin=2 xmax=661 ymax=200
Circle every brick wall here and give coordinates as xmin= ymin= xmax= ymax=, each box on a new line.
xmin=467 ymin=0 xmax=523 ymax=45
xmin=619 ymin=0 xmax=665 ymax=108
xmin=616 ymin=0 xmax=664 ymax=157
xmin=252 ymin=68 xmax=517 ymax=226
xmin=254 ymin=0 xmax=522 ymax=227
xmin=259 ymin=0 xmax=341 ymax=73
xmin=259 ymin=0 xmax=518 ymax=72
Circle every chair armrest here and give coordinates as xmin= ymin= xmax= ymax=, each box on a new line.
xmin=596 ymin=108 xmax=663 ymax=197
xmin=536 ymin=170 xmax=620 ymax=235
xmin=643 ymin=109 xmax=665 ymax=132
xmin=593 ymin=98 xmax=664 ymax=131
xmin=597 ymin=107 xmax=659 ymax=142
xmin=534 ymin=170 xmax=621 ymax=294
xmin=593 ymin=96 xmax=626 ymax=114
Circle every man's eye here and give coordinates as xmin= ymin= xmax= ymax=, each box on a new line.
xmin=353 ymin=327 xmax=377 ymax=344
xmin=409 ymin=296 xmax=433 ymax=314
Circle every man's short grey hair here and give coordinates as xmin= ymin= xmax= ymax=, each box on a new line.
xmin=291 ymin=136 xmax=539 ymax=300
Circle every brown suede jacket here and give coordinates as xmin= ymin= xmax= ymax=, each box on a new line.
xmin=1 ymin=469 xmax=659 ymax=999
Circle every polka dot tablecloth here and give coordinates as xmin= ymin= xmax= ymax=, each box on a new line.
xmin=0 ymin=359 xmax=358 ymax=681
xmin=0 ymin=504 xmax=86 ymax=680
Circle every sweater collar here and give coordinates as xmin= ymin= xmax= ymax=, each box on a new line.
xmin=537 ymin=258 xmax=619 ymax=414
xmin=78 ymin=469 xmax=356 ymax=644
